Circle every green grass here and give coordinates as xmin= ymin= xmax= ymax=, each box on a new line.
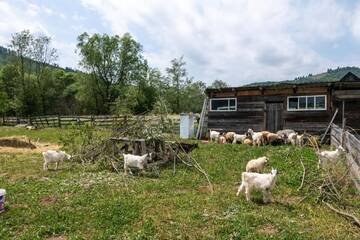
xmin=0 ymin=127 xmax=69 ymax=143
xmin=0 ymin=128 xmax=360 ymax=239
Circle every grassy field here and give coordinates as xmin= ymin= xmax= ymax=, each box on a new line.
xmin=0 ymin=127 xmax=359 ymax=239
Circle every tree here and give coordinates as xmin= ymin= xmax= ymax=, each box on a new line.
xmin=9 ymin=30 xmax=32 ymax=91
xmin=0 ymin=78 xmax=9 ymax=114
xmin=210 ymin=79 xmax=229 ymax=89
xmin=166 ymin=56 xmax=188 ymax=113
xmin=31 ymin=34 xmax=58 ymax=113
xmin=77 ymin=32 xmax=146 ymax=113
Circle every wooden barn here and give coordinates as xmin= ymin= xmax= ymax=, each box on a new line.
xmin=201 ymin=72 xmax=360 ymax=135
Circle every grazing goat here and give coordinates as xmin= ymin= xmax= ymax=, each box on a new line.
xmin=224 ymin=132 xmax=236 ymax=143
xmin=123 ymin=153 xmax=152 ymax=175
xmin=288 ymin=132 xmax=298 ymax=146
xmin=243 ymin=138 xmax=253 ymax=146
xmin=266 ymin=133 xmax=283 ymax=145
xmin=296 ymin=134 xmax=305 ymax=147
xmin=247 ymin=129 xmax=264 ymax=147
xmin=232 ymin=134 xmax=247 ymax=144
xmin=209 ymin=130 xmax=221 ymax=143
xmin=26 ymin=125 xmax=37 ymax=130
xmin=42 ymin=150 xmax=71 ymax=171
xmin=236 ymin=169 xmax=278 ymax=203
xmin=317 ymin=146 xmax=346 ymax=168
xmin=218 ymin=135 xmax=227 ymax=144
xmin=261 ymin=131 xmax=271 ymax=145
xmin=276 ymin=129 xmax=296 ymax=144
xmin=246 ymin=156 xmax=268 ymax=173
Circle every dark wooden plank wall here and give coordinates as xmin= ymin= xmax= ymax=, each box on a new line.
xmin=208 ymin=96 xmax=265 ymax=132
xmin=208 ymin=87 xmax=333 ymax=133
xmin=333 ymin=100 xmax=360 ymax=131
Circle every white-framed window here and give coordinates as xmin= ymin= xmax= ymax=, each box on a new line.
xmin=210 ymin=98 xmax=237 ymax=111
xmin=287 ymin=95 xmax=326 ymax=111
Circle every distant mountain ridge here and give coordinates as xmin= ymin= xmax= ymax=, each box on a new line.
xmin=0 ymin=45 xmax=77 ymax=73
xmin=244 ymin=66 xmax=360 ymax=87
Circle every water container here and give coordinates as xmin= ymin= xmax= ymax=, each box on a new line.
xmin=180 ymin=113 xmax=195 ymax=139
xmin=0 ymin=189 xmax=5 ymax=213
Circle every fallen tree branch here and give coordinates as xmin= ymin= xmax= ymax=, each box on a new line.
xmin=323 ymin=201 xmax=360 ymax=228
xmin=297 ymin=156 xmax=306 ymax=191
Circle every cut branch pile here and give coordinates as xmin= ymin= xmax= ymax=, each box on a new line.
xmin=66 ymin=113 xmax=213 ymax=192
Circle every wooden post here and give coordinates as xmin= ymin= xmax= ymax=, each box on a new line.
xmin=45 ymin=116 xmax=49 ymax=127
xmin=91 ymin=115 xmax=95 ymax=127
xmin=320 ymin=108 xmax=339 ymax=145
xmin=58 ymin=115 xmax=61 ymax=128
xmin=342 ymin=100 xmax=345 ymax=127
xmin=341 ymin=118 xmax=346 ymax=147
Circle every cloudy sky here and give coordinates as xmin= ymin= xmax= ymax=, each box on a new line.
xmin=1 ymin=0 xmax=360 ymax=86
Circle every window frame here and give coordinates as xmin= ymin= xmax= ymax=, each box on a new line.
xmin=210 ymin=98 xmax=237 ymax=112
xmin=287 ymin=95 xmax=327 ymax=111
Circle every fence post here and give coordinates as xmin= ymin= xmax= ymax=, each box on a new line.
xmin=91 ymin=115 xmax=95 ymax=127
xmin=341 ymin=118 xmax=346 ymax=147
xmin=58 ymin=115 xmax=61 ymax=128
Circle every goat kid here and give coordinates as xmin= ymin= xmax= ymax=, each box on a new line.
xmin=43 ymin=150 xmax=71 ymax=171
xmin=123 ymin=153 xmax=152 ymax=175
xmin=236 ymin=169 xmax=278 ymax=203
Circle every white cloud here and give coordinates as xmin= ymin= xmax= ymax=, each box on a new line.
xmin=0 ymin=1 xmax=77 ymax=69
xmin=0 ymin=1 xmax=47 ymax=44
xmin=351 ymin=3 xmax=360 ymax=40
xmin=81 ymin=0 xmax=351 ymax=85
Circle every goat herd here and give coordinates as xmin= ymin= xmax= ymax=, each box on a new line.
xmin=210 ymin=128 xmax=304 ymax=147
xmin=40 ymin=128 xmax=347 ymax=204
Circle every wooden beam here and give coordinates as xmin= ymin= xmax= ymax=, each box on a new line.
xmin=320 ymin=108 xmax=339 ymax=145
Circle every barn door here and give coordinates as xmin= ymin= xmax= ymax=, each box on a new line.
xmin=266 ymin=103 xmax=283 ymax=132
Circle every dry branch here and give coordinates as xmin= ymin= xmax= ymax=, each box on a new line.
xmin=297 ymin=156 xmax=306 ymax=191
xmin=323 ymin=201 xmax=360 ymax=228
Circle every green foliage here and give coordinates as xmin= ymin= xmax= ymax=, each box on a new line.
xmin=1 ymin=30 xmax=206 ymax=116
xmin=210 ymin=79 xmax=229 ymax=89
xmin=246 ymin=66 xmax=360 ymax=87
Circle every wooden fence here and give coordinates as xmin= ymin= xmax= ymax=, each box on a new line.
xmin=0 ymin=115 xmax=182 ymax=134
xmin=331 ymin=124 xmax=360 ymax=192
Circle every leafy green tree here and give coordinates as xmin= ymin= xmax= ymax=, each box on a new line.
xmin=210 ymin=79 xmax=229 ymax=89
xmin=0 ymin=78 xmax=9 ymax=114
xmin=77 ymin=32 xmax=146 ymax=113
xmin=166 ymin=56 xmax=188 ymax=113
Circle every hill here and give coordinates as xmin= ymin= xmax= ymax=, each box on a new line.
xmin=0 ymin=45 xmax=77 ymax=73
xmin=245 ymin=66 xmax=360 ymax=87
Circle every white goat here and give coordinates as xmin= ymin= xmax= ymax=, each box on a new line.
xmin=288 ymin=132 xmax=298 ymax=146
xmin=246 ymin=156 xmax=268 ymax=173
xmin=232 ymin=134 xmax=247 ymax=144
xmin=209 ymin=130 xmax=221 ymax=143
xmin=123 ymin=153 xmax=152 ymax=175
xmin=277 ymin=129 xmax=296 ymax=144
xmin=296 ymin=134 xmax=304 ymax=147
xmin=42 ymin=150 xmax=71 ymax=171
xmin=247 ymin=129 xmax=264 ymax=147
xmin=236 ymin=169 xmax=278 ymax=203
xmin=317 ymin=146 xmax=346 ymax=168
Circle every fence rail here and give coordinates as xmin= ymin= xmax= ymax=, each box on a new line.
xmin=331 ymin=124 xmax=360 ymax=192
xmin=0 ymin=115 xmax=181 ymax=133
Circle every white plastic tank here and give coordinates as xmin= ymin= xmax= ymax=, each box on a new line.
xmin=180 ymin=113 xmax=195 ymax=139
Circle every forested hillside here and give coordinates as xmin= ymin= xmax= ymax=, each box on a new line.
xmin=0 ymin=30 xmax=205 ymax=116
xmin=245 ymin=66 xmax=360 ymax=87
